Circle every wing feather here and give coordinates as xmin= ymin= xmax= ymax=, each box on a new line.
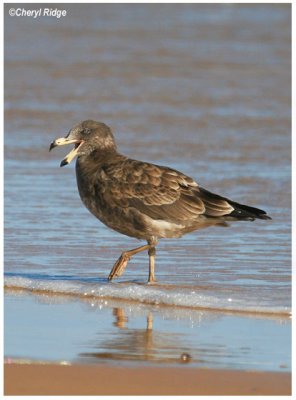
xmin=96 ymin=159 xmax=206 ymax=222
xmin=97 ymin=158 xmax=237 ymax=223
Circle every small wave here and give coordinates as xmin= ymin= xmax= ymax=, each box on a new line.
xmin=4 ymin=275 xmax=291 ymax=317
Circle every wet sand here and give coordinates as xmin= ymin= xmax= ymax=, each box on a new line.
xmin=4 ymin=364 xmax=291 ymax=396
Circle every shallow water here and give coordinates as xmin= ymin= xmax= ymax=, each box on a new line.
xmin=4 ymin=290 xmax=291 ymax=371
xmin=4 ymin=4 xmax=291 ymax=370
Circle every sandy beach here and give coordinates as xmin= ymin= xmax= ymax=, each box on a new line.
xmin=4 ymin=364 xmax=291 ymax=396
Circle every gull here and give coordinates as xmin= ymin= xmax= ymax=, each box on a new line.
xmin=50 ymin=120 xmax=271 ymax=283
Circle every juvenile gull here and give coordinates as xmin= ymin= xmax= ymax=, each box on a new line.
xmin=49 ymin=120 xmax=271 ymax=283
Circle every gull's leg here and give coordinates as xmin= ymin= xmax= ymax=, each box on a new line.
xmin=108 ymin=244 xmax=151 ymax=281
xmin=148 ymin=246 xmax=156 ymax=284
xmin=147 ymin=237 xmax=158 ymax=284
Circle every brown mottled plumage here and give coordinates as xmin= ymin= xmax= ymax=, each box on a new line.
xmin=49 ymin=120 xmax=271 ymax=283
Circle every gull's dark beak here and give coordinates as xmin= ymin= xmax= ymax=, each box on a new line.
xmin=49 ymin=141 xmax=56 ymax=152
xmin=49 ymin=137 xmax=84 ymax=167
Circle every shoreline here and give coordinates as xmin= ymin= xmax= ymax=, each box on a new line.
xmin=4 ymin=284 xmax=291 ymax=318
xmin=4 ymin=363 xmax=291 ymax=396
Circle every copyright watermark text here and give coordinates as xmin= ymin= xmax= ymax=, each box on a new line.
xmin=9 ymin=8 xmax=67 ymax=19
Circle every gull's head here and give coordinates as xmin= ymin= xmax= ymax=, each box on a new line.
xmin=49 ymin=120 xmax=117 ymax=167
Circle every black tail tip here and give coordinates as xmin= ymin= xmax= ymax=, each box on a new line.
xmin=229 ymin=207 xmax=272 ymax=221
xmin=259 ymin=214 xmax=272 ymax=220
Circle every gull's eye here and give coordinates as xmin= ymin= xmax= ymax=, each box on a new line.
xmin=83 ymin=128 xmax=91 ymax=136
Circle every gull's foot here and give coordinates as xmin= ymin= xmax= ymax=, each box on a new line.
xmin=147 ymin=276 xmax=158 ymax=285
xmin=108 ymin=253 xmax=130 ymax=281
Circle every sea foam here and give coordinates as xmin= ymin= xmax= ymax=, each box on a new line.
xmin=4 ymin=275 xmax=290 ymax=316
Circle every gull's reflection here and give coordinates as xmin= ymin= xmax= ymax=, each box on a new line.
xmin=79 ymin=306 xmax=192 ymax=364
xmin=113 ymin=307 xmax=129 ymax=329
